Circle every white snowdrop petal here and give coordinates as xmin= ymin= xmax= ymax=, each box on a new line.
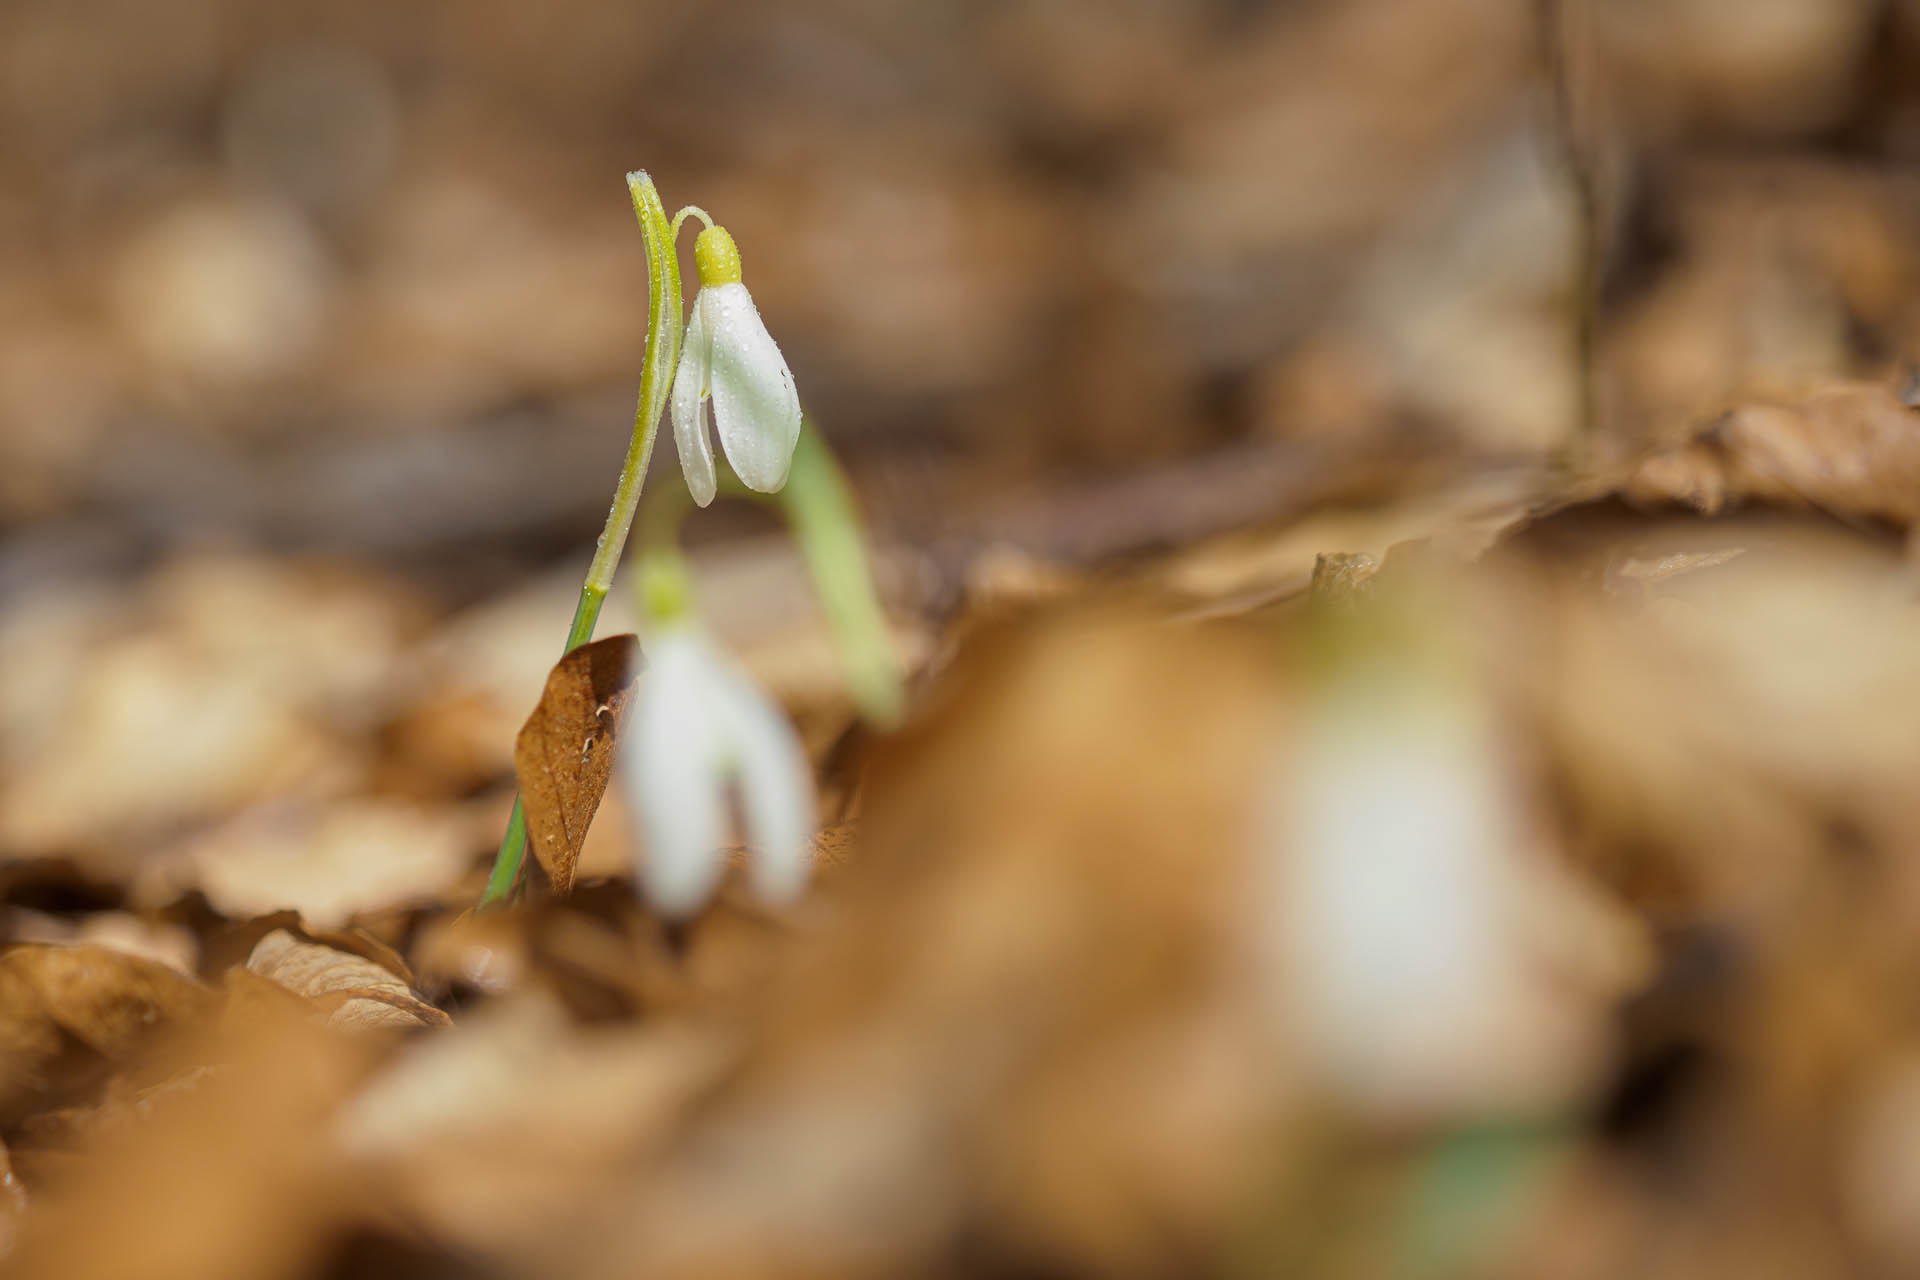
xmin=705 ymin=282 xmax=802 ymax=494
xmin=715 ymin=665 xmax=817 ymax=906
xmin=669 ymin=292 xmax=717 ymax=507
xmin=625 ymin=633 xmax=728 ymax=917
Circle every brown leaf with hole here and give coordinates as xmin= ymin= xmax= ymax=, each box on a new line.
xmin=0 ymin=945 xmax=215 ymax=1127
xmin=514 ymin=633 xmax=641 ymax=896
xmin=244 ymin=929 xmax=449 ymax=1031
xmin=1623 ymin=382 xmax=1920 ymax=527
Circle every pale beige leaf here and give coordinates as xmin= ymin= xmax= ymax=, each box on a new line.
xmin=244 ymin=929 xmax=448 ymax=1031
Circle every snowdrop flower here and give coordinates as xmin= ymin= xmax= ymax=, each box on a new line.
xmin=1253 ymin=589 xmax=1643 ymax=1117
xmin=669 ymin=222 xmax=803 ymax=506
xmin=622 ymin=610 xmax=817 ymax=918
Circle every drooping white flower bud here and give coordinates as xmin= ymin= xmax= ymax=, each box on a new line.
xmin=620 ymin=604 xmax=816 ymax=918
xmin=669 ymin=224 xmax=803 ymax=506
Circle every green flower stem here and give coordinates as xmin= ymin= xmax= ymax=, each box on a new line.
xmin=480 ymin=801 xmax=532 ymax=906
xmin=479 ymin=171 xmax=683 ymax=909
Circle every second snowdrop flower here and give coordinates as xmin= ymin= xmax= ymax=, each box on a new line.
xmin=621 ymin=561 xmax=817 ymax=917
xmin=670 ymin=222 xmax=803 ymax=506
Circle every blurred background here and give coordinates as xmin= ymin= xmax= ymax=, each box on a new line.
xmin=6 ymin=0 xmax=1920 ymax=980
xmin=9 ymin=3 xmax=1920 ymax=1276
xmin=4 ymin=0 xmax=1918 ymax=594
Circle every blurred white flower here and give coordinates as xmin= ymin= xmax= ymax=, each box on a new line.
xmin=1255 ymin=593 xmax=1646 ymax=1119
xmin=669 ymin=223 xmax=802 ymax=506
xmin=621 ymin=622 xmax=816 ymax=917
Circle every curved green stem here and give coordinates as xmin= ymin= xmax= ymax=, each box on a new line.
xmin=669 ymin=204 xmax=716 ymax=242
xmin=479 ymin=171 xmax=685 ymax=908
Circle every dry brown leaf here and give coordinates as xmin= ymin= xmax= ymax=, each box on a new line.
xmin=806 ymin=821 xmax=860 ymax=876
xmin=408 ymin=882 xmax=774 ymax=1023
xmin=244 ymin=929 xmax=448 ymax=1031
xmin=0 ymin=556 xmax=417 ymax=863
xmin=514 ymin=634 xmax=641 ymax=895
xmin=204 ymin=910 xmax=417 ymax=987
xmin=4 ymin=946 xmax=214 ymax=1058
xmin=8 ymin=1001 xmax=374 ymax=1280
xmin=1526 ymin=516 xmax=1920 ymax=911
xmin=0 ymin=1134 xmax=24 ymax=1256
xmin=0 ymin=945 xmax=216 ymax=1127
xmin=145 ymin=800 xmax=475 ymax=929
xmin=11 ymin=1064 xmax=225 ymax=1166
xmin=1 ymin=910 xmax=199 ymax=977
xmin=335 ymin=994 xmax=728 ymax=1263
xmin=0 ymin=1143 xmax=20 ymax=1251
xmin=220 ymin=967 xmax=332 ymax=1038
xmin=410 ymin=908 xmax=536 ymax=999
xmin=1623 ymin=382 xmax=1920 ymax=527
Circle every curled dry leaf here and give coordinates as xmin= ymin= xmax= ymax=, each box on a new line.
xmin=514 ymin=634 xmax=641 ymax=895
xmin=244 ymin=929 xmax=448 ymax=1032
xmin=203 ymin=910 xmax=416 ymax=987
xmin=0 ymin=945 xmax=216 ymax=1127
xmin=1623 ymin=382 xmax=1920 ymax=527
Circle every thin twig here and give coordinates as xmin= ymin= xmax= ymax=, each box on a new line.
xmin=1536 ymin=0 xmax=1602 ymax=459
